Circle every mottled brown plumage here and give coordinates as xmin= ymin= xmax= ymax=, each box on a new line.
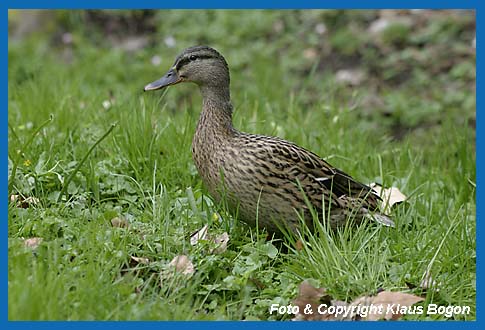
xmin=144 ymin=46 xmax=393 ymax=235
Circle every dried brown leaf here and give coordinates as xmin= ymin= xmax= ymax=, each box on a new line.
xmin=23 ymin=237 xmax=43 ymax=249
xmin=298 ymin=280 xmax=326 ymax=300
xmin=10 ymin=194 xmax=39 ymax=208
xmin=190 ymin=225 xmax=230 ymax=254
xmin=190 ymin=224 xmax=209 ymax=245
xmin=211 ymin=232 xmax=229 ymax=254
xmin=292 ymin=281 xmax=335 ymax=320
xmin=130 ymin=256 xmax=150 ymax=266
xmin=111 ymin=216 xmax=129 ymax=228
xmin=292 ymin=281 xmax=423 ymax=321
xmin=169 ymin=255 xmax=195 ymax=275
xmin=370 ymin=183 xmax=407 ymax=214
xmin=352 ymin=291 xmax=424 ymax=321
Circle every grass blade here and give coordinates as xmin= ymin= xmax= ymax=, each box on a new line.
xmin=57 ymin=123 xmax=117 ymax=203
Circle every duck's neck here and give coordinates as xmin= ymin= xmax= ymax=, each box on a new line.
xmin=197 ymin=84 xmax=235 ymax=136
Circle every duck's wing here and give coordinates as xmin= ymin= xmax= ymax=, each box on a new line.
xmin=266 ymin=136 xmax=376 ymax=194
xmin=237 ymin=133 xmax=393 ymax=226
xmin=246 ymin=135 xmax=380 ymax=209
xmin=270 ymin=139 xmax=395 ymax=226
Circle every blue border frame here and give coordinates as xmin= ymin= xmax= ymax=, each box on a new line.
xmin=4 ymin=1 xmax=479 ymax=10
xmin=4 ymin=0 xmax=480 ymax=329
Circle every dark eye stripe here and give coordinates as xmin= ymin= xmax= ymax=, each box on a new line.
xmin=176 ymin=54 xmax=214 ymax=70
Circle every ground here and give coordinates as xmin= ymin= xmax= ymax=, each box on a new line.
xmin=8 ymin=9 xmax=475 ymax=320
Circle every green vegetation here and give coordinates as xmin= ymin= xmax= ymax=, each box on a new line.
xmin=8 ymin=10 xmax=475 ymax=320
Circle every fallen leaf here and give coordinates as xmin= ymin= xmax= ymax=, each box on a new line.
xmin=23 ymin=237 xmax=43 ymax=249
xmin=10 ymin=194 xmax=39 ymax=208
xmin=211 ymin=232 xmax=229 ymax=254
xmin=111 ymin=216 xmax=129 ymax=228
xmin=350 ymin=291 xmax=424 ymax=321
xmin=190 ymin=224 xmax=209 ymax=246
xmin=292 ymin=281 xmax=424 ymax=321
xmin=169 ymin=255 xmax=195 ymax=275
xmin=370 ymin=183 xmax=407 ymax=214
xmin=297 ymin=280 xmax=327 ymax=300
xmin=160 ymin=255 xmax=195 ymax=287
xmin=190 ymin=225 xmax=230 ymax=254
xmin=292 ymin=281 xmax=335 ymax=320
xmin=130 ymin=256 xmax=150 ymax=266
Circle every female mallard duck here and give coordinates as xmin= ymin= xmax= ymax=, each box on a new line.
xmin=144 ymin=46 xmax=393 ymax=236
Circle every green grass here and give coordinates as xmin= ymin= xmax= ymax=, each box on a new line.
xmin=8 ymin=10 xmax=475 ymax=321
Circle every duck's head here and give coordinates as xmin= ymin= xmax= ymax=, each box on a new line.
xmin=144 ymin=46 xmax=230 ymax=91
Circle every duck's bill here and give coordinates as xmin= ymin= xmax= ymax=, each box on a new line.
xmin=144 ymin=69 xmax=181 ymax=91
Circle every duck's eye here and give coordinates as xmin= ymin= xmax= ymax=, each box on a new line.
xmin=189 ymin=55 xmax=197 ymax=61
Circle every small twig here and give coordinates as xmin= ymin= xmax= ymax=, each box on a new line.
xmin=57 ymin=123 xmax=117 ymax=203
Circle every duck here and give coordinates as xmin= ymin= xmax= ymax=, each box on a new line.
xmin=144 ymin=45 xmax=394 ymax=236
